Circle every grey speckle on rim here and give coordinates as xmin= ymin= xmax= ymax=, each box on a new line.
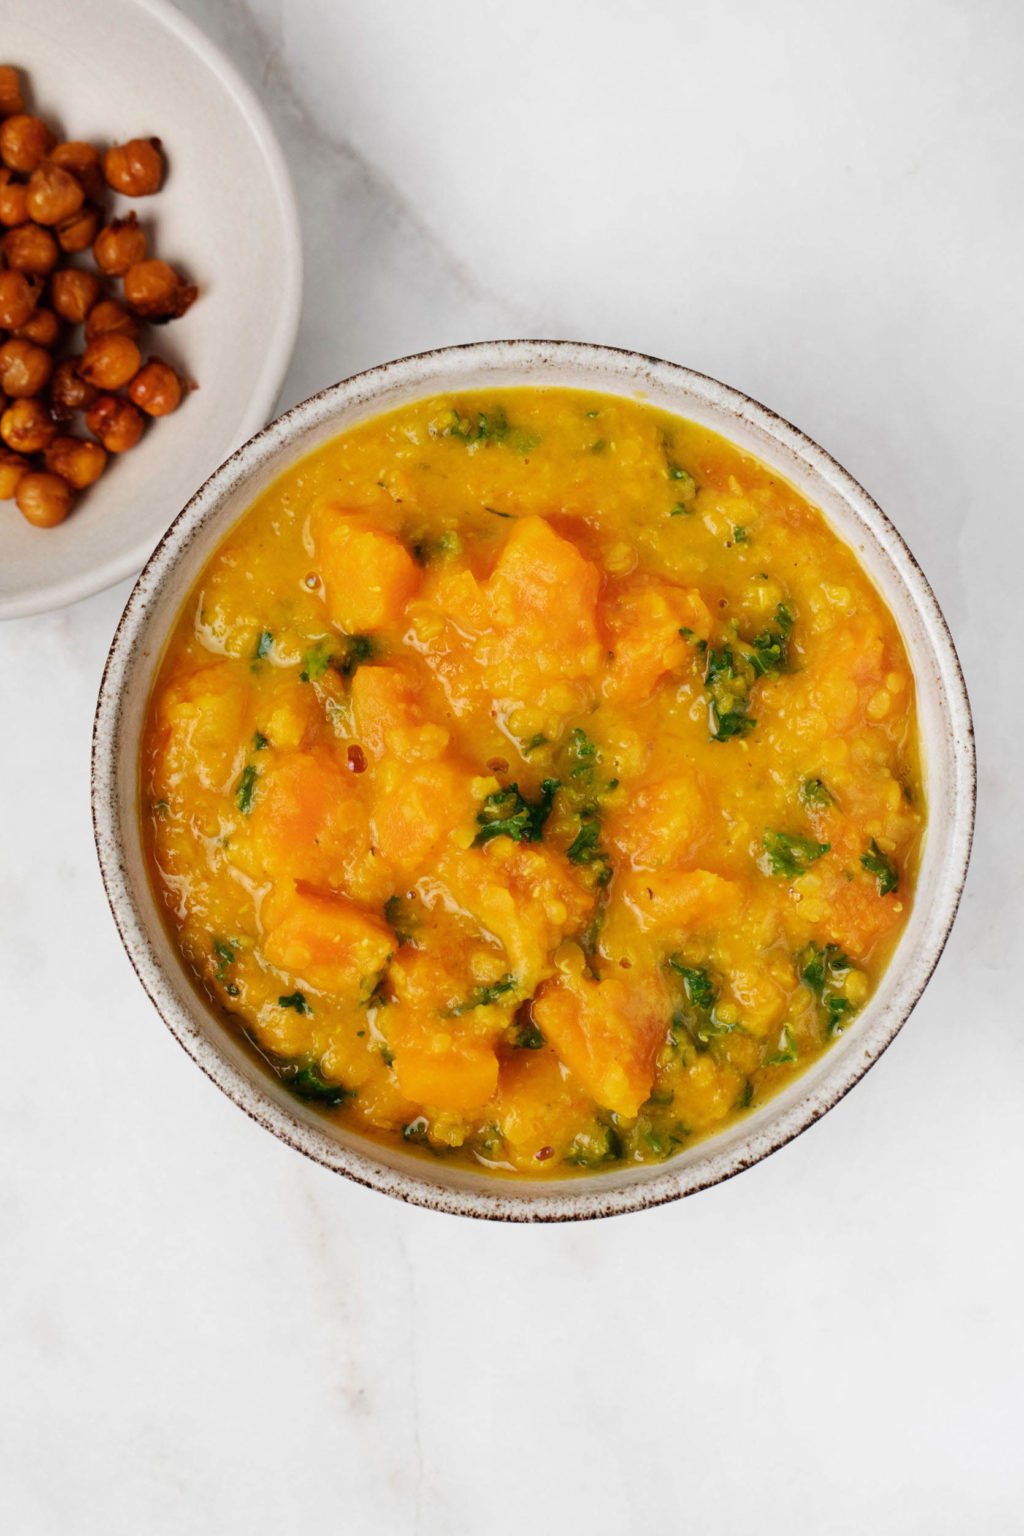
xmin=91 ymin=340 xmax=976 ymax=1222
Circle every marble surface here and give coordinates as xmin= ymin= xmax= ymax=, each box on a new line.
xmin=2 ymin=1 xmax=1021 ymax=1530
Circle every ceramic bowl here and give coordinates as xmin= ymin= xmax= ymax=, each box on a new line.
xmin=91 ymin=340 xmax=976 ymax=1221
xmin=0 ymin=0 xmax=301 ymax=620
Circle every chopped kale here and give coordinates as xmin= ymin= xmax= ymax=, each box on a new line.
xmin=511 ymin=1019 xmax=545 ymax=1050
xmin=299 ymin=634 xmax=374 ymax=683
xmin=667 ymin=959 xmax=730 ymax=1049
xmin=564 ymin=1122 xmax=623 ymax=1168
xmin=278 ymin=991 xmax=310 ymax=1014
xmin=384 ymin=894 xmax=418 ymax=946
xmin=800 ymin=777 xmax=833 ymax=809
xmin=705 ymin=646 xmax=756 ymax=740
xmin=733 ymin=525 xmax=750 ymax=544
xmin=298 ymin=641 xmax=333 ymax=683
xmin=862 ymin=839 xmax=899 ymax=896
xmin=234 ymin=764 xmax=258 ymax=816
xmin=799 ymin=942 xmax=857 ymax=1036
xmin=474 ymin=779 xmax=559 ymax=844
xmin=761 ymin=830 xmax=830 ymax=878
xmin=253 ymin=731 xmax=269 ymax=752
xmin=446 ymin=973 xmax=518 ymax=1016
xmin=402 ymin=1116 xmax=429 ymax=1143
xmin=280 ymin=1059 xmax=353 ymax=1106
xmin=666 ymin=461 xmax=697 ymax=509
xmin=748 ymin=603 xmax=794 ymax=677
xmin=566 ymin=815 xmax=613 ymax=885
xmin=213 ymin=939 xmax=236 ymax=981
xmin=766 ymin=1024 xmax=799 ymax=1066
xmin=523 ymin=732 xmax=548 ymax=753
xmin=254 ymin=629 xmax=274 ymax=660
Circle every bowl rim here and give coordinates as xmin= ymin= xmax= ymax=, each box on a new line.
xmin=0 ymin=0 xmax=303 ymax=621
xmin=92 ymin=338 xmax=976 ymax=1221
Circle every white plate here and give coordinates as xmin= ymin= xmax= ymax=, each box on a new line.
xmin=0 ymin=0 xmax=301 ymax=619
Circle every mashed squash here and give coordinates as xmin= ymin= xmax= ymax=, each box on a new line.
xmin=141 ymin=389 xmax=923 ymax=1175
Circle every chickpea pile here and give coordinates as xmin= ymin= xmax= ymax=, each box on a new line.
xmin=0 ymin=65 xmax=196 ymax=529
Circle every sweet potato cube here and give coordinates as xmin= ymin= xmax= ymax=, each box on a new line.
xmin=371 ymin=759 xmax=479 ymax=878
xmin=532 ymin=969 xmax=670 ymax=1118
xmin=394 ymin=1041 xmax=499 ymax=1111
xmin=602 ymin=579 xmax=711 ymax=705
xmin=312 ymin=503 xmax=421 ymax=633
xmin=350 ymin=665 xmax=449 ymax=761
xmin=262 ymin=881 xmax=393 ymax=997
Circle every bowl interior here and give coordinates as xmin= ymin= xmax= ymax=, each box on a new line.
xmin=93 ymin=341 xmax=975 ymax=1220
xmin=0 ymin=0 xmax=301 ymax=620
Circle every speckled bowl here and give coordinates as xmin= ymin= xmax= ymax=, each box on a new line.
xmin=91 ymin=340 xmax=976 ymax=1221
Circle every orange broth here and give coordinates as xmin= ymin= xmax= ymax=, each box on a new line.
xmin=141 ymin=389 xmax=924 ymax=1175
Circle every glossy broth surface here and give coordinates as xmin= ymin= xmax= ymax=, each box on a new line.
xmin=142 ymin=389 xmax=923 ymax=1174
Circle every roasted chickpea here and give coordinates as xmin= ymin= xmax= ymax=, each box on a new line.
xmin=93 ymin=212 xmax=147 ymax=276
xmin=56 ymin=203 xmax=101 ymax=254
xmin=15 ymin=470 xmax=74 ymax=527
xmin=26 ymin=162 xmax=84 ymax=226
xmin=123 ymin=258 xmax=196 ymax=322
xmin=14 ymin=307 xmax=59 ymax=347
xmin=50 ymin=266 xmax=101 ymax=324
xmin=0 ymin=268 xmax=40 ymax=329
xmin=78 ymin=332 xmax=141 ymax=390
xmin=50 ymin=141 xmax=104 ymax=203
xmin=49 ymin=357 xmax=99 ymax=419
xmin=0 ymin=337 xmax=53 ymax=397
xmin=2 ymin=221 xmax=59 ymax=276
xmin=1 ymin=396 xmax=57 ymax=454
xmin=103 ymin=136 xmax=164 ymax=196
xmin=0 ymin=66 xmax=25 ymax=119
xmin=128 ymin=357 xmax=183 ymax=417
xmin=84 ymin=297 xmax=139 ymax=343
xmin=0 ymin=448 xmax=29 ymax=500
xmin=0 ymin=167 xmax=29 ymax=227
xmin=44 ymin=434 xmax=107 ymax=489
xmin=86 ymin=394 xmax=144 ymax=453
xmin=0 ymin=114 xmax=56 ymax=174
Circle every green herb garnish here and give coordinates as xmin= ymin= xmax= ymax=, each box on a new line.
xmin=446 ymin=974 xmax=517 ymax=1016
xmin=254 ymin=629 xmax=274 ymax=659
xmin=766 ymin=1024 xmax=798 ymax=1066
xmin=278 ymin=991 xmax=310 ymax=1014
xmin=234 ymin=764 xmax=258 ymax=816
xmin=799 ymin=942 xmax=856 ymax=1035
xmin=800 ymin=777 xmax=833 ymax=809
xmin=474 ymin=779 xmax=559 ymax=845
xmin=760 ymin=830 xmax=830 ymax=878
xmin=861 ymin=839 xmax=899 ymax=895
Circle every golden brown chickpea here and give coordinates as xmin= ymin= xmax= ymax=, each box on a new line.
xmin=50 ymin=266 xmax=101 ymax=325
xmin=0 ymin=268 xmax=40 ymax=329
xmin=56 ymin=203 xmax=101 ymax=254
xmin=49 ymin=357 xmax=99 ymax=419
xmin=84 ymin=297 xmax=139 ymax=343
xmin=2 ymin=222 xmax=59 ymax=276
xmin=44 ymin=434 xmax=107 ymax=489
xmin=15 ymin=470 xmax=74 ymax=527
xmin=0 ymin=337 xmax=53 ymax=397
xmin=0 ymin=167 xmax=29 ymax=227
xmin=14 ymin=306 xmax=59 ymax=347
xmin=1 ymin=396 xmax=57 ymax=454
xmin=0 ymin=66 xmax=25 ymax=119
xmin=78 ymin=332 xmax=141 ymax=390
xmin=92 ymin=211 xmax=147 ymax=276
xmin=0 ymin=114 xmax=56 ymax=174
xmin=123 ymin=258 xmax=196 ymax=321
xmin=26 ymin=162 xmax=84 ymax=226
xmin=0 ymin=447 xmax=29 ymax=500
xmin=50 ymin=141 xmax=104 ymax=203
xmin=103 ymin=136 xmax=164 ymax=196
xmin=128 ymin=357 xmax=183 ymax=417
xmin=86 ymin=393 xmax=144 ymax=453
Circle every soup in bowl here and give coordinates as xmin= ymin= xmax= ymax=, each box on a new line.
xmin=93 ymin=342 xmax=974 ymax=1219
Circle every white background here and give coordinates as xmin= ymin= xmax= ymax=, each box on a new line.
xmin=2 ymin=1 xmax=1021 ymax=1531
